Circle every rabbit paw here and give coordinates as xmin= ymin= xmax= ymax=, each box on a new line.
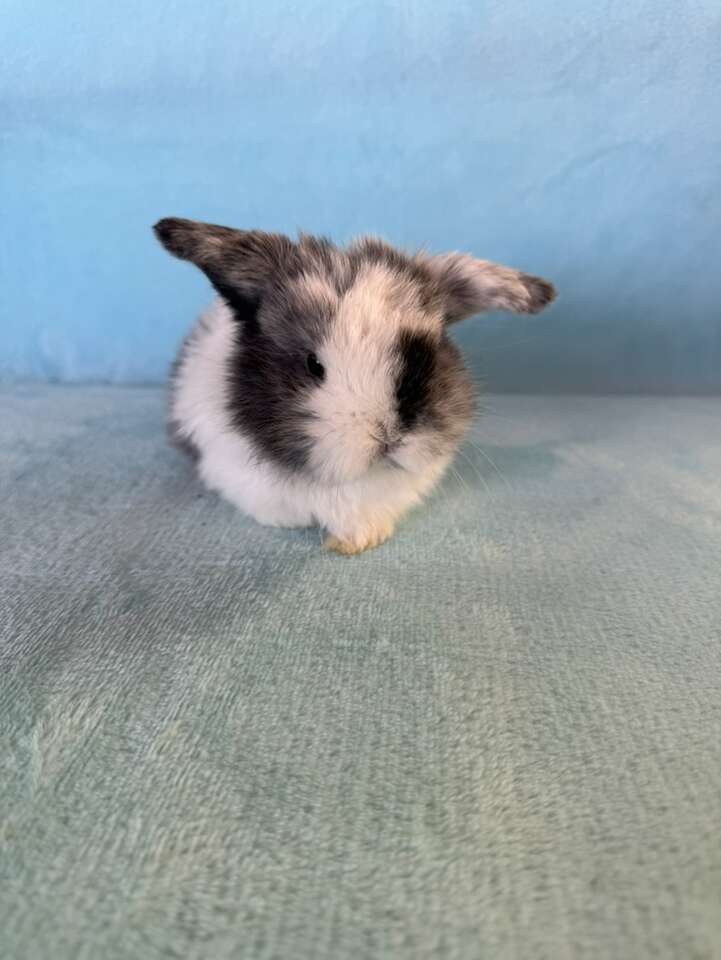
xmin=324 ymin=518 xmax=395 ymax=556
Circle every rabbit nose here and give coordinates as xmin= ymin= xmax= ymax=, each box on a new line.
xmin=376 ymin=423 xmax=401 ymax=457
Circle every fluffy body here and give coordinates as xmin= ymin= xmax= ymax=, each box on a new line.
xmin=156 ymin=218 xmax=555 ymax=554
xmin=171 ymin=298 xmax=452 ymax=553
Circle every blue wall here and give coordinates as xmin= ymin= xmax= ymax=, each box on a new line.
xmin=2 ymin=0 xmax=720 ymax=392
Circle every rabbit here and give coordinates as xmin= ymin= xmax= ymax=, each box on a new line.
xmin=153 ymin=218 xmax=555 ymax=554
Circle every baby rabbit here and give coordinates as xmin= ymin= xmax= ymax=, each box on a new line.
xmin=154 ymin=218 xmax=555 ymax=554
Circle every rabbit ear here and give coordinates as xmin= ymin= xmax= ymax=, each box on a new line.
xmin=153 ymin=218 xmax=295 ymax=311
xmin=423 ymin=251 xmax=556 ymax=324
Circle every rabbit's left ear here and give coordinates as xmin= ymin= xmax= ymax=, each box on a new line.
xmin=153 ymin=217 xmax=295 ymax=312
xmin=422 ymin=251 xmax=556 ymax=324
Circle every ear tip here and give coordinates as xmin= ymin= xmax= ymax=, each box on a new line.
xmin=153 ymin=218 xmax=193 ymax=256
xmin=522 ymin=274 xmax=557 ymax=313
xmin=153 ymin=217 xmax=180 ymax=239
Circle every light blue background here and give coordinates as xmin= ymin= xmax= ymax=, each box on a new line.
xmin=2 ymin=0 xmax=720 ymax=392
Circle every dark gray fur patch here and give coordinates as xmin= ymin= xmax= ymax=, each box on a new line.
xmin=517 ymin=273 xmax=556 ymax=312
xmin=426 ymin=337 xmax=476 ymax=442
xmin=395 ymin=330 xmax=436 ymax=431
xmin=225 ymin=296 xmax=319 ymax=473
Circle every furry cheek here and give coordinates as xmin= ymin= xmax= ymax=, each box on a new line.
xmin=304 ymin=418 xmax=379 ymax=484
xmin=390 ymin=430 xmax=456 ymax=475
xmin=300 ymin=391 xmax=380 ymax=484
xmin=300 ymin=347 xmax=398 ymax=484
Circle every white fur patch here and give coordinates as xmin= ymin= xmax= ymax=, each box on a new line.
xmin=304 ymin=264 xmax=441 ymax=483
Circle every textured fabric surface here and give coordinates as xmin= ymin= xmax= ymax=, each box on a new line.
xmin=2 ymin=386 xmax=721 ymax=960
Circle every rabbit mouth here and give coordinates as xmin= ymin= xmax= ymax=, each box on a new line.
xmin=382 ymin=454 xmax=408 ymax=472
xmin=372 ymin=445 xmax=408 ymax=473
xmin=369 ymin=428 xmax=403 ymax=465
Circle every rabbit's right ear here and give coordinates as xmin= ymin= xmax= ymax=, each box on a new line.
xmin=422 ymin=251 xmax=556 ymax=324
xmin=153 ymin=218 xmax=294 ymax=313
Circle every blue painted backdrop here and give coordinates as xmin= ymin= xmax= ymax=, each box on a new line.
xmin=2 ymin=0 xmax=720 ymax=392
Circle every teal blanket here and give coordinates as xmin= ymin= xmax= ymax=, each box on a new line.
xmin=2 ymin=387 xmax=720 ymax=958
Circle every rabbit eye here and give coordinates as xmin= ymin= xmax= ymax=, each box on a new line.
xmin=306 ymin=353 xmax=325 ymax=381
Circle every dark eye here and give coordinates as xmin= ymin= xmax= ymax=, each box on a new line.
xmin=306 ymin=352 xmax=325 ymax=380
